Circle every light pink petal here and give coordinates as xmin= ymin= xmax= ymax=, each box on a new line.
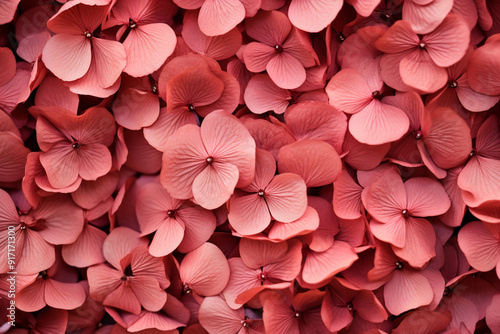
xmin=403 ymin=0 xmax=454 ymax=34
xmin=467 ymin=38 xmax=500 ymax=96
xmin=284 ymin=101 xmax=347 ymax=154
xmin=375 ymin=20 xmax=419 ymax=53
xmin=182 ymin=11 xmax=241 ymax=61
xmin=440 ymin=167 xmax=467 ymax=227
xmin=65 ymin=60 xmax=121 ymax=98
xmin=103 ymin=283 xmax=141 ymax=315
xmin=405 ymin=177 xmax=451 ymax=216
xmin=0 ymin=0 xmax=20 ymax=24
xmin=62 ymin=223 xmax=106 ymax=267
xmin=288 ymin=0 xmax=342 ymax=32
xmin=265 ymin=173 xmax=308 ymax=222
xmin=200 ymin=110 xmax=256 ymax=188
xmin=16 ymin=229 xmax=56 ymax=275
xmin=278 ymin=139 xmax=342 ymax=187
xmin=456 ymin=74 xmax=500 ymax=112
xmin=45 ymin=279 xmax=86 ymax=310
xmin=16 ymin=279 xmax=46 ymax=312
xmin=325 ymin=68 xmax=373 ymax=114
xmin=393 ymin=217 xmax=436 ymax=268
xmin=129 ymin=276 xmax=168 ymax=312
xmin=123 ymin=23 xmax=176 ymax=77
xmin=173 ymin=0 xmax=204 ymax=9
xmin=39 ymin=142 xmax=79 ymax=189
xmin=457 ymin=221 xmax=500 ymax=272
xmin=198 ymin=0 xmax=245 ymax=36
xmin=177 ymin=205 xmax=217 ymax=253
xmin=349 ymin=99 xmax=410 ymax=145
xmin=343 ymin=131 xmax=391 ymax=171
xmin=347 ymin=0 xmax=380 ymax=16
xmin=199 ymin=296 xmax=245 ymax=334
xmin=243 ymin=42 xmax=277 ymax=73
xmin=243 ymin=148 xmax=276 ymax=192
xmin=379 ymin=53 xmax=417 ymax=92
xmin=222 ymin=257 xmax=262 ymax=309
xmin=35 ymin=76 xmax=79 ymax=113
xmin=421 ymin=107 xmax=472 ymax=169
xmin=458 ymin=156 xmax=500 ymax=207
xmin=244 ymin=73 xmax=291 ymax=115
xmin=239 ymin=238 xmax=288 ymax=269
xmin=17 ymin=31 xmax=50 ymax=64
xmin=486 ymin=294 xmax=500 ymax=333
xmin=86 ymin=264 xmax=123 ymax=302
xmin=469 ymin=200 xmax=500 ymax=224
xmin=268 ymin=206 xmax=319 ymax=241
xmin=77 ymin=144 xmax=113 ymax=182
xmin=193 ymin=162 xmax=239 ymax=210
xmin=180 ymin=242 xmax=230 ymax=296
xmin=0 ymin=47 xmax=16 ymax=86
xmin=245 ymin=10 xmax=291 ymax=45
xmin=228 ymin=192 xmax=271 ymax=235
xmin=384 ymin=270 xmax=433 ymax=315
xmin=195 ymin=70 xmax=240 ymax=118
xmin=160 ymin=124 xmax=207 ymax=200
xmin=144 ymin=107 xmax=197 ymax=152
xmin=91 ymin=37 xmax=127 ymax=89
xmin=102 ymin=227 xmax=148 ymax=270
xmin=422 ymin=14 xmax=470 ymax=67
xmin=332 ymin=170 xmax=363 ymax=220
xmin=302 ymin=241 xmax=358 ymax=284
xmin=112 ymin=88 xmax=159 ymax=130
xmin=149 ymin=218 xmax=185 ymax=257
xmin=266 ymin=51 xmax=306 ymax=90
xmin=400 ymin=49 xmax=448 ymax=93
xmin=42 ymin=34 xmax=91 ymax=82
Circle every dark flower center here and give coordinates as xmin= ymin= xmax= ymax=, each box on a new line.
xmin=469 ymin=150 xmax=475 ymax=157
xmin=294 ymin=312 xmax=301 ymax=318
xmin=372 ymin=90 xmax=380 ymax=98
xmin=40 ymin=270 xmax=48 ymax=280
xmin=241 ymin=320 xmax=248 ymax=328
xmin=72 ymin=142 xmax=81 ymax=149
xmin=395 ymin=262 xmax=404 ymax=270
xmin=443 ymin=287 xmax=451 ymax=296
xmin=449 ymin=81 xmax=458 ymax=88
xmin=129 ymin=18 xmax=137 ymax=29
xmin=418 ymin=42 xmax=426 ymax=49
xmin=258 ymin=190 xmax=265 ymax=197
xmin=167 ymin=210 xmax=176 ymax=218
xmin=274 ymin=44 xmax=283 ymax=53
xmin=84 ymin=31 xmax=92 ymax=38
xmin=347 ymin=302 xmax=353 ymax=311
xmin=338 ymin=32 xmax=346 ymax=42
xmin=206 ymin=156 xmax=214 ymax=164
xmin=415 ymin=131 xmax=422 ymax=140
xmin=402 ymin=209 xmax=410 ymax=218
xmin=188 ymin=104 xmax=196 ymax=112
xmin=260 ymin=272 xmax=266 ymax=285
xmin=183 ymin=284 xmax=192 ymax=294
xmin=123 ymin=264 xmax=133 ymax=277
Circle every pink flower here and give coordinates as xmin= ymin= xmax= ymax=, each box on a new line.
xmin=161 ymin=109 xmax=256 ymax=210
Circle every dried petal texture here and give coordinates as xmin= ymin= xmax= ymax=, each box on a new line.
xmin=35 ymin=76 xmax=79 ymax=113
xmin=161 ymin=110 xmax=255 ymax=210
xmin=458 ymin=221 xmax=500 ymax=275
xmin=182 ymin=11 xmax=242 ymax=60
xmin=284 ymin=101 xmax=347 ymax=154
xmin=486 ymin=294 xmax=500 ymax=333
xmin=403 ymin=0 xmax=454 ymax=34
xmin=467 ymin=36 xmax=500 ymax=96
xmin=179 ymin=242 xmax=230 ymax=296
xmin=62 ymin=223 xmax=107 ymax=268
xmin=136 ymin=182 xmax=216 ymax=256
xmin=198 ymin=296 xmax=248 ymax=334
xmin=458 ymin=115 xmax=500 ymax=206
xmin=0 ymin=48 xmax=16 ymax=86
xmin=0 ymin=0 xmax=20 ymax=24
xmin=268 ymin=206 xmax=320 ymax=241
xmin=243 ymin=117 xmax=296 ymax=160
xmin=333 ymin=169 xmax=363 ymax=220
xmin=244 ymin=73 xmax=292 ymax=115
xmin=278 ymin=139 xmax=342 ymax=187
xmin=288 ymin=0 xmax=343 ymax=32
xmin=0 ymin=130 xmax=30 ymax=183
xmin=34 ymin=107 xmax=116 ymax=189
xmin=244 ymin=10 xmax=317 ymax=89
xmin=197 ymin=0 xmax=245 ymax=36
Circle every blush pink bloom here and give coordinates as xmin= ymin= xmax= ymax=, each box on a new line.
xmin=326 ymin=68 xmax=410 ymax=145
xmin=0 ymin=190 xmax=84 ymax=275
xmin=243 ymin=10 xmax=318 ymax=89
xmin=16 ymin=253 xmax=86 ymax=312
xmin=0 ymin=109 xmax=30 ymax=183
xmin=467 ymin=34 xmax=500 ymax=96
xmin=362 ymin=172 xmax=451 ymax=267
xmin=87 ymin=227 xmax=170 ymax=315
xmin=136 ymin=181 xmax=216 ymax=256
xmin=375 ymin=14 xmax=470 ymax=93
xmin=0 ymin=0 xmax=20 ymax=24
xmin=458 ymin=221 xmax=500 ymax=279
xmin=228 ymin=149 xmax=307 ymax=235
xmin=161 ymin=110 xmax=256 ymax=210
xmin=402 ymin=0 xmax=454 ymax=34
xmin=31 ymin=106 xmax=116 ymax=189
xmin=198 ymin=296 xmax=264 ymax=334
xmin=222 ymin=239 xmax=302 ymax=309
xmin=179 ymin=242 xmax=230 ymax=298
xmin=103 ymin=0 xmax=177 ymax=77
xmin=42 ymin=0 xmax=126 ymax=97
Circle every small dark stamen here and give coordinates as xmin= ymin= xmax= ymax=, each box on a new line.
xmin=443 ymin=287 xmax=450 ymax=296
xmin=241 ymin=321 xmax=248 ymax=328
xmin=347 ymin=302 xmax=353 ymax=311
xmin=167 ymin=210 xmax=176 ymax=218
xmin=469 ymin=150 xmax=475 ymax=157
xmin=121 ymin=276 xmax=127 ymax=281
xmin=372 ymin=91 xmax=380 ymax=98
xmin=449 ymin=81 xmax=458 ymax=88
xmin=183 ymin=284 xmax=192 ymax=294
xmin=40 ymin=270 xmax=48 ymax=279
xmin=258 ymin=190 xmax=265 ymax=197
xmin=274 ymin=44 xmax=283 ymax=53
xmin=123 ymin=264 xmax=133 ymax=277
xmin=206 ymin=156 xmax=214 ymax=164
xmin=415 ymin=131 xmax=422 ymax=140
xmin=418 ymin=42 xmax=426 ymax=49
xmin=338 ymin=32 xmax=346 ymax=42
xmin=294 ymin=312 xmax=301 ymax=318
xmin=402 ymin=209 xmax=410 ymax=218
xmin=84 ymin=31 xmax=92 ymax=38
xmin=129 ymin=18 xmax=137 ymax=29
xmin=188 ymin=104 xmax=195 ymax=112
xmin=72 ymin=142 xmax=80 ymax=149
xmin=395 ymin=262 xmax=404 ymax=270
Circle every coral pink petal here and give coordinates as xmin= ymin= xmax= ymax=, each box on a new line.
xmin=421 ymin=107 xmax=472 ymax=169
xmin=62 ymin=223 xmax=106 ymax=267
xmin=195 ymin=70 xmax=240 ymax=118
xmin=228 ymin=192 xmax=271 ymax=235
xmin=223 ymin=258 xmax=261 ymax=309
xmin=422 ymin=14 xmax=470 ymax=67
xmin=486 ymin=294 xmax=500 ymax=333
xmin=173 ymin=0 xmax=204 ymax=9
xmin=102 ymin=227 xmax=148 ymax=270
xmin=200 ymin=110 xmax=256 ymax=188
xmin=343 ymin=132 xmax=391 ymax=171
xmin=266 ymin=51 xmax=306 ymax=89
xmin=112 ymin=88 xmax=159 ymax=130
xmin=239 ymin=238 xmax=288 ymax=269
xmin=76 ymin=144 xmax=113 ymax=182
xmin=243 ymin=42 xmax=278 ymax=73
xmin=476 ymin=115 xmax=500 ymax=159
xmin=0 ymin=0 xmax=20 ymax=24
xmin=457 ymin=221 xmax=500 ymax=272
xmin=17 ymin=31 xmax=50 ymax=64
xmin=379 ymin=53 xmax=417 ymax=92
xmin=467 ymin=38 xmax=500 ymax=96
xmin=45 ymin=279 xmax=86 ymax=310
xmin=193 ymin=162 xmax=239 ymax=210
xmin=403 ymin=0 xmax=454 ymax=34
xmin=288 ymin=0 xmax=342 ymax=32
xmin=198 ymin=0 xmax=245 ymax=36
xmin=144 ymin=108 xmax=197 ymax=152
xmin=35 ymin=76 xmax=79 ymax=113
xmin=459 ymin=156 xmax=500 ymax=207
xmin=123 ymin=23 xmax=176 ymax=77
xmin=456 ymin=75 xmax=500 ymax=112
xmin=347 ymin=0 xmax=380 ymax=16
xmin=326 ymin=68 xmax=373 ymax=114
xmin=384 ymin=270 xmax=433 ymax=315
xmin=86 ymin=264 xmax=123 ymax=302
xmin=177 ymin=206 xmax=217 ymax=253
xmin=333 ymin=170 xmax=363 ymax=220
xmin=104 ymin=284 xmax=141 ymax=315
xmin=160 ymin=124 xmax=207 ymax=200
xmin=42 ymin=34 xmax=91 ymax=82
xmin=180 ymin=242 xmax=230 ymax=296
xmin=243 ymin=148 xmax=276 ymax=192
xmin=0 ymin=48 xmax=16 ymax=86
xmin=149 ymin=218 xmax=185 ymax=257
xmin=245 ymin=10 xmax=291 ymax=45
xmin=71 ymin=172 xmax=118 ymax=210
xmin=278 ymin=139 xmax=342 ymax=187
xmin=129 ymin=276 xmax=167 ymax=312
xmin=302 ymin=241 xmax=358 ymax=284
xmin=375 ymin=20 xmax=419 ymax=53
xmin=0 ymin=133 xmax=30 ymax=183
xmin=16 ymin=279 xmax=46 ymax=312
xmin=353 ymin=290 xmax=388 ymax=323
xmin=91 ymin=38 xmax=127 ymax=89
xmin=244 ymin=73 xmax=291 ymax=114
xmin=321 ymin=300 xmax=352 ymax=332
xmin=265 ymin=173 xmax=307 ymax=222
xmin=400 ymin=49 xmax=448 ymax=93
xmin=39 ymin=143 xmax=79 ymax=189
xmin=198 ymin=296 xmax=245 ymax=334
xmin=268 ymin=206 xmax=320 ymax=241
xmin=404 ymin=177 xmax=451 ymax=216
xmin=393 ymin=217 xmax=436 ymax=268
xmin=349 ymin=100 xmax=410 ymax=145
xmin=17 ymin=229 xmax=56 ymax=275
xmin=469 ymin=200 xmax=500 ymax=224
xmin=65 ymin=60 xmax=121 ymax=98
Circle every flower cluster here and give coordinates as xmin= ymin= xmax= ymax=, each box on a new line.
xmin=1 ymin=0 xmax=500 ymax=333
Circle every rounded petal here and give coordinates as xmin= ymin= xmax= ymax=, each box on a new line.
xmin=400 ymin=49 xmax=448 ymax=93
xmin=265 ymin=173 xmax=308 ymax=222
xmin=228 ymin=192 xmax=271 ymax=235
xmin=384 ymin=270 xmax=433 ymax=315
xmin=198 ymin=0 xmax=245 ymax=36
xmin=458 ymin=221 xmax=500 ymax=272
xmin=288 ymin=0 xmax=342 ymax=32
